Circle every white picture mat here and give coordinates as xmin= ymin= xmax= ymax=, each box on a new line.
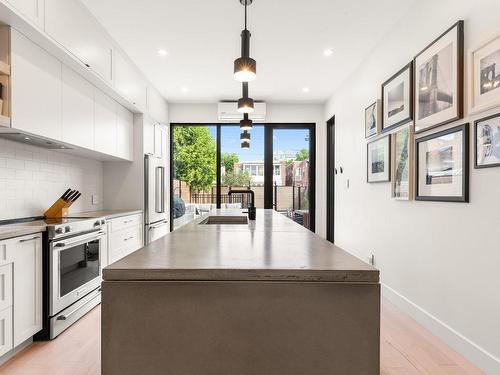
xmin=476 ymin=116 xmax=500 ymax=165
xmin=470 ymin=35 xmax=500 ymax=114
xmin=368 ymin=136 xmax=390 ymax=182
xmin=383 ymin=69 xmax=411 ymax=128
xmin=415 ymin=25 xmax=459 ymax=132
xmin=418 ymin=131 xmax=463 ymax=197
xmin=392 ymin=126 xmax=412 ymax=200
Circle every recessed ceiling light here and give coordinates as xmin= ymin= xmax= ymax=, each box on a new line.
xmin=323 ymin=48 xmax=334 ymax=56
xmin=181 ymin=87 xmax=189 ymax=93
xmin=302 ymin=87 xmax=310 ymax=93
xmin=158 ymin=49 xmax=168 ymax=56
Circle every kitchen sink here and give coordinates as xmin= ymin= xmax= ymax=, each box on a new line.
xmin=200 ymin=216 xmax=248 ymax=225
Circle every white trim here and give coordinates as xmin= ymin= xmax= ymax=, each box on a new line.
xmin=382 ymin=283 xmax=500 ymax=375
xmin=0 ymin=338 xmax=32 ymax=366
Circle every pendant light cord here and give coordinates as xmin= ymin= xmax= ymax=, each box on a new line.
xmin=244 ymin=1 xmax=247 ymax=30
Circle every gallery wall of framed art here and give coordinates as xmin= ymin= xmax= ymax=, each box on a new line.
xmin=381 ymin=62 xmax=413 ymax=133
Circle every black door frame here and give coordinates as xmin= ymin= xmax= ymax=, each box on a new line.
xmin=170 ymin=123 xmax=316 ymax=233
xmin=326 ymin=116 xmax=335 ymax=243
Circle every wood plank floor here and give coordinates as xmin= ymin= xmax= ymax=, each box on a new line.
xmin=0 ymin=299 xmax=484 ymax=375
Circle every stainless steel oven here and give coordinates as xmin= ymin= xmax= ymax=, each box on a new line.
xmin=50 ymin=229 xmax=106 ymax=317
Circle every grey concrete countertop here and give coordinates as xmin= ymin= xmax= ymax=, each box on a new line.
xmin=104 ymin=209 xmax=379 ymax=283
xmin=71 ymin=209 xmax=143 ymax=220
xmin=0 ymin=220 xmax=47 ymax=241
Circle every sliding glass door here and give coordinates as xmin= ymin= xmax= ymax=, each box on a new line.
xmin=271 ymin=127 xmax=314 ymax=230
xmin=170 ymin=123 xmax=315 ymax=231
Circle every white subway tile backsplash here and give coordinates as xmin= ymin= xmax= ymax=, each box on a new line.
xmin=5 ymin=158 xmax=25 ymax=170
xmin=0 ymin=139 xmax=103 ymax=220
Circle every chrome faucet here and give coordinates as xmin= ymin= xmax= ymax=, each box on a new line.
xmin=228 ymin=189 xmax=256 ymax=220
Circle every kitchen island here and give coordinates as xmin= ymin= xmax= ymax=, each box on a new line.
xmin=102 ymin=210 xmax=380 ymax=375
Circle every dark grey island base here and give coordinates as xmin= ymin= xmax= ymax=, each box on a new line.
xmin=102 ymin=210 xmax=380 ymax=375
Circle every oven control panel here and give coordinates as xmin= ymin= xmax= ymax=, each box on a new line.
xmin=48 ymin=217 xmax=107 ymax=240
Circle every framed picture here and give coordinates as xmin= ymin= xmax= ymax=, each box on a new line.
xmin=382 ymin=62 xmax=413 ymax=132
xmin=391 ymin=125 xmax=413 ymax=200
xmin=414 ymin=21 xmax=464 ymax=133
xmin=475 ymin=113 xmax=500 ymax=168
xmin=415 ymin=123 xmax=469 ymax=202
xmin=470 ymin=35 xmax=500 ymax=114
xmin=367 ymin=136 xmax=390 ymax=183
xmin=365 ymin=100 xmax=381 ymax=138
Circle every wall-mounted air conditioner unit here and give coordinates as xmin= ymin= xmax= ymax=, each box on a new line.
xmin=217 ymin=102 xmax=266 ymax=122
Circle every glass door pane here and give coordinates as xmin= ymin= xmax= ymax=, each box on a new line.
xmin=220 ymin=125 xmax=265 ymax=209
xmin=272 ymin=128 xmax=312 ymax=229
xmin=172 ymin=125 xmax=217 ymax=230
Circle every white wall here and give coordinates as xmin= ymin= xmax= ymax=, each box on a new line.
xmin=324 ymin=0 xmax=500 ymax=373
xmin=0 ymin=138 xmax=103 ymax=219
xmin=169 ymin=103 xmax=326 ymax=237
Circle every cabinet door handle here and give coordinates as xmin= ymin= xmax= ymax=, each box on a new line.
xmin=124 ymin=236 xmax=134 ymax=241
xmin=19 ymin=236 xmax=40 ymax=243
xmin=123 ymin=220 xmax=133 ymax=224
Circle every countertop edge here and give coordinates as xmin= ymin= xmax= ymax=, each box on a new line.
xmin=0 ymin=226 xmax=46 ymax=241
xmin=103 ymin=268 xmax=380 ymax=283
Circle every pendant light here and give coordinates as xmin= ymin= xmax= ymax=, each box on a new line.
xmin=240 ymin=130 xmax=251 ymax=142
xmin=238 ymin=82 xmax=254 ymax=113
xmin=234 ymin=0 xmax=256 ymax=82
xmin=241 ymin=141 xmax=250 ymax=149
xmin=240 ymin=113 xmax=253 ymax=131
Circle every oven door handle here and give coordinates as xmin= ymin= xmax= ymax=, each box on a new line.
xmin=56 ymin=288 xmax=102 ymax=321
xmin=53 ymin=231 xmax=106 ymax=248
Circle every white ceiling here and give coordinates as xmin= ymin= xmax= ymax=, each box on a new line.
xmin=81 ymin=0 xmax=415 ymax=104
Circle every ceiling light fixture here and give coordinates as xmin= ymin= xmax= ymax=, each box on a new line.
xmin=181 ymin=87 xmax=189 ymax=93
xmin=302 ymin=87 xmax=310 ymax=93
xmin=240 ymin=130 xmax=251 ymax=142
xmin=323 ymin=48 xmax=333 ymax=56
xmin=158 ymin=49 xmax=168 ymax=56
xmin=240 ymin=113 xmax=253 ymax=131
xmin=237 ymin=82 xmax=254 ymax=113
xmin=234 ymin=0 xmax=256 ymax=82
xmin=241 ymin=141 xmax=250 ymax=149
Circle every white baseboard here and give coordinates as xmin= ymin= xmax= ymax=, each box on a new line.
xmin=382 ymin=283 xmax=500 ymax=375
xmin=0 ymin=338 xmax=32 ymax=366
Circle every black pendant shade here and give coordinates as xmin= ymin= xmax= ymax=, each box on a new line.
xmin=238 ymin=82 xmax=254 ymax=113
xmin=241 ymin=141 xmax=250 ymax=149
xmin=240 ymin=113 xmax=253 ymax=130
xmin=240 ymin=130 xmax=251 ymax=142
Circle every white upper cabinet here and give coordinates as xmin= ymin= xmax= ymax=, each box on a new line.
xmin=116 ymin=104 xmax=133 ymax=161
xmin=45 ymin=0 xmax=113 ymax=83
xmin=6 ymin=0 xmax=44 ymax=29
xmin=143 ymin=116 xmax=155 ymax=156
xmin=94 ymin=88 xmax=117 ymax=156
xmin=147 ymin=86 xmax=168 ymax=124
xmin=11 ymin=29 xmax=62 ymax=141
xmin=114 ymin=49 xmax=147 ymax=110
xmin=62 ymin=65 xmax=94 ymax=149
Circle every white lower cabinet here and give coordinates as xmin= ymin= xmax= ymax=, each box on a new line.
xmin=0 ymin=307 xmax=13 ymax=357
xmin=0 ymin=233 xmax=42 ymax=354
xmin=108 ymin=214 xmax=143 ymax=265
xmin=11 ymin=234 xmax=42 ymax=346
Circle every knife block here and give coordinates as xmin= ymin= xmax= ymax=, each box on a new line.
xmin=44 ymin=198 xmax=73 ymax=219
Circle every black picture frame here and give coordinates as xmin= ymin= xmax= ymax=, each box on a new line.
xmin=414 ymin=21 xmax=464 ymax=134
xmin=474 ymin=112 xmax=500 ymax=169
xmin=381 ymin=62 xmax=414 ymax=133
xmin=415 ymin=123 xmax=469 ymax=202
xmin=366 ymin=135 xmax=391 ymax=183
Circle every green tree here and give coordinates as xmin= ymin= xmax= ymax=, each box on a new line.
xmin=222 ymin=170 xmax=251 ymax=187
xmin=221 ymin=152 xmax=239 ymax=173
xmin=296 ymin=148 xmax=309 ymax=161
xmin=173 ymin=126 xmax=216 ymax=192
